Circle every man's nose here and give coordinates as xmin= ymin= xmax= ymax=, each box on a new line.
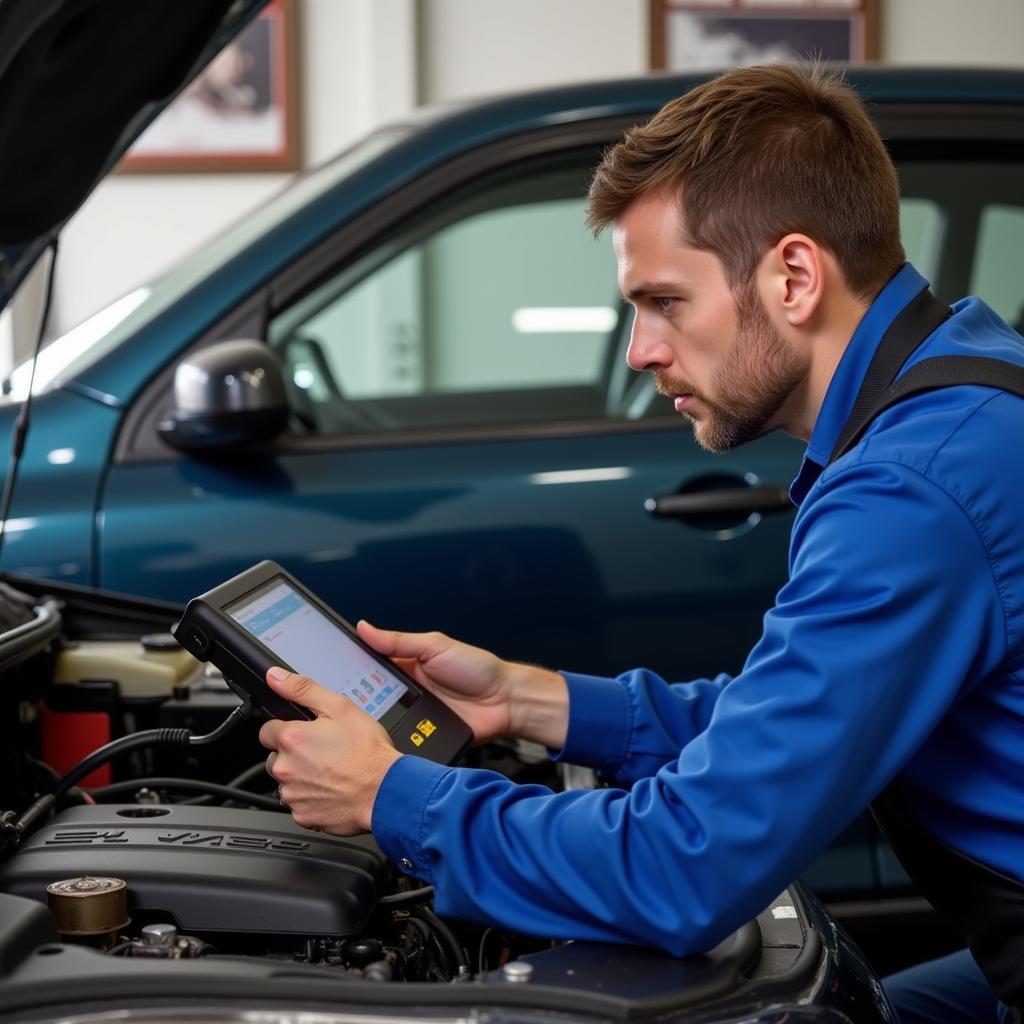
xmin=626 ymin=317 xmax=674 ymax=372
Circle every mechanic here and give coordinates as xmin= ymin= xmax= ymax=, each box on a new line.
xmin=259 ymin=64 xmax=1024 ymax=1024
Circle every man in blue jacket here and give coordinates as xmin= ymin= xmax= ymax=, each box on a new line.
xmin=259 ymin=64 xmax=1024 ymax=1024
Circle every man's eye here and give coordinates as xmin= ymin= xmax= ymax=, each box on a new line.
xmin=656 ymin=297 xmax=677 ymax=314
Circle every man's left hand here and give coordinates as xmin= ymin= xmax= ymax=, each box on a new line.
xmin=258 ymin=667 xmax=401 ymax=835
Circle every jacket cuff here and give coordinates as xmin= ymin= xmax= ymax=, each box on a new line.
xmin=371 ymin=754 xmax=452 ymax=882
xmin=552 ymin=671 xmax=632 ymax=775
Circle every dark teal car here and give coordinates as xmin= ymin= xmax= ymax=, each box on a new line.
xmin=2 ymin=57 xmax=1023 ymax=929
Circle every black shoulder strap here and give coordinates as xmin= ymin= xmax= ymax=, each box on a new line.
xmin=829 ymin=287 xmax=1024 ymax=465
xmin=831 ymin=356 xmax=1024 ymax=463
xmin=828 ymin=287 xmax=951 ymax=464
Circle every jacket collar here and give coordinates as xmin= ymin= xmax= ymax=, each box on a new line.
xmin=789 ymin=262 xmax=929 ymax=506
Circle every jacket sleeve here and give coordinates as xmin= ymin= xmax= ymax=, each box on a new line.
xmin=371 ymin=462 xmax=1007 ymax=955
xmin=551 ymin=669 xmax=733 ymax=784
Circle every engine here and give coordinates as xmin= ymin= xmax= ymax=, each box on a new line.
xmin=0 ymin=803 xmax=481 ymax=981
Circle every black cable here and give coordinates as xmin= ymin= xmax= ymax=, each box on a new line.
xmin=53 ymin=729 xmax=191 ymax=800
xmin=404 ymin=914 xmax=448 ymax=982
xmin=378 ymin=886 xmax=434 ymax=907
xmin=6 ymin=702 xmax=260 ymax=851
xmin=187 ymin=700 xmax=254 ymax=745
xmin=87 ymin=777 xmax=283 ymax=811
xmin=401 ymin=915 xmax=439 ymax=980
xmin=53 ymin=699 xmax=255 ymax=800
xmin=184 ymin=759 xmax=270 ymax=805
xmin=477 ymin=926 xmax=495 ymax=975
xmin=0 ymin=237 xmax=59 ymax=569
xmin=228 ymin=760 xmax=272 ymax=790
xmin=415 ymin=905 xmax=468 ymax=975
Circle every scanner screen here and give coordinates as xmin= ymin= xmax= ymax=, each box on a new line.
xmin=228 ymin=578 xmax=408 ymax=721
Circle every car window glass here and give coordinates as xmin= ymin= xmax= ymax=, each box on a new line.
xmin=896 ymin=160 xmax=1023 ymax=323
xmin=268 ymin=161 xmax=663 ymax=435
xmin=898 ymin=198 xmax=944 ymax=283
xmin=971 ymin=204 xmax=1024 ymax=329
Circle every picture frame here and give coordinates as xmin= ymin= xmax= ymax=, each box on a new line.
xmin=650 ymin=0 xmax=879 ymax=71
xmin=119 ymin=0 xmax=301 ymax=174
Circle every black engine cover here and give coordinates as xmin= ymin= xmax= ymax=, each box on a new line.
xmin=0 ymin=805 xmax=389 ymax=936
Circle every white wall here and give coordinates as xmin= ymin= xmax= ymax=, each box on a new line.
xmin=882 ymin=0 xmax=1024 ymax=64
xmin=11 ymin=0 xmax=1024 ymax=362
xmin=419 ymin=0 xmax=647 ymax=104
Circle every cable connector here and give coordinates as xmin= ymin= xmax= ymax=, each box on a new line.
xmin=188 ymin=697 xmax=255 ymax=745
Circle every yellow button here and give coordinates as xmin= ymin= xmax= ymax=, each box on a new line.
xmin=417 ymin=719 xmax=436 ymax=736
xmin=410 ymin=731 xmax=424 ymax=747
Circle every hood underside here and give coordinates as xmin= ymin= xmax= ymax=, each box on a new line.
xmin=0 ymin=0 xmax=269 ymax=311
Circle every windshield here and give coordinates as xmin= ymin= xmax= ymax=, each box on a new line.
xmin=2 ymin=129 xmax=407 ymax=403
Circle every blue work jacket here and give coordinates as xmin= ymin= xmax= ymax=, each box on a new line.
xmin=372 ymin=263 xmax=1024 ymax=956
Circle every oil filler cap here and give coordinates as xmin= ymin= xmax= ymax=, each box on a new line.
xmin=46 ymin=876 xmax=129 ymax=937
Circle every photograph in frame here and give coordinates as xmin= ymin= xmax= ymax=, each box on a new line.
xmin=650 ymin=0 xmax=879 ymax=71
xmin=119 ymin=0 xmax=300 ymax=174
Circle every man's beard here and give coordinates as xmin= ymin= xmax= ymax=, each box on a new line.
xmin=656 ymin=288 xmax=803 ymax=453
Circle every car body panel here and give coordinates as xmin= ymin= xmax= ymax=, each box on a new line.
xmin=100 ymin=426 xmax=802 ymax=677
xmin=0 ymin=392 xmax=121 ymax=588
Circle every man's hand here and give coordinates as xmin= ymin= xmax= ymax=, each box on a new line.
xmin=357 ymin=621 xmax=570 ymax=750
xmin=259 ymin=667 xmax=401 ymax=835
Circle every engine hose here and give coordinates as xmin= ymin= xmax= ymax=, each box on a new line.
xmin=180 ymin=759 xmax=270 ymax=805
xmin=415 ymin=905 xmax=469 ymax=975
xmin=87 ymin=777 xmax=282 ymax=812
xmin=378 ymin=886 xmax=434 ymax=907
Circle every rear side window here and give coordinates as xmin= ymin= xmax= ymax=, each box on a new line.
xmin=972 ymin=204 xmax=1024 ymax=330
xmin=899 ymin=198 xmax=945 ymax=284
xmin=897 ymin=159 xmax=1024 ymax=334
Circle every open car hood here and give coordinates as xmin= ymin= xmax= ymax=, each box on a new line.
xmin=0 ymin=0 xmax=270 ymax=313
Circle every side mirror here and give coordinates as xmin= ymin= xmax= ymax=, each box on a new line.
xmin=158 ymin=339 xmax=289 ymax=452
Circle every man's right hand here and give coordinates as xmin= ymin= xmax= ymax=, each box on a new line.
xmin=356 ymin=621 xmax=569 ymax=750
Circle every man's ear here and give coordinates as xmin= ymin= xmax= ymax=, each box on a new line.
xmin=761 ymin=234 xmax=825 ymax=327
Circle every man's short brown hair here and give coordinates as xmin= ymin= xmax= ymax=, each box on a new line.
xmin=587 ymin=64 xmax=904 ymax=300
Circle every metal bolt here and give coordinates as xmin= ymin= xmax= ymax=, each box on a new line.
xmin=141 ymin=923 xmax=178 ymax=948
xmin=502 ymin=961 xmax=534 ymax=983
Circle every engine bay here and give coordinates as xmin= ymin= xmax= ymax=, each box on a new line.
xmin=0 ymin=803 xmax=466 ymax=979
xmin=2 ymin=805 xmax=387 ymax=944
xmin=0 ymin=799 xmax=835 ymax=1010
xmin=0 ymin=577 xmax=888 ymax=1024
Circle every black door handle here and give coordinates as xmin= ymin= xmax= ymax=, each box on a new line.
xmin=645 ymin=484 xmax=792 ymax=521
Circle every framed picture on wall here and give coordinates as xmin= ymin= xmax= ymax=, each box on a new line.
xmin=650 ymin=0 xmax=879 ymax=71
xmin=119 ymin=0 xmax=301 ymax=173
